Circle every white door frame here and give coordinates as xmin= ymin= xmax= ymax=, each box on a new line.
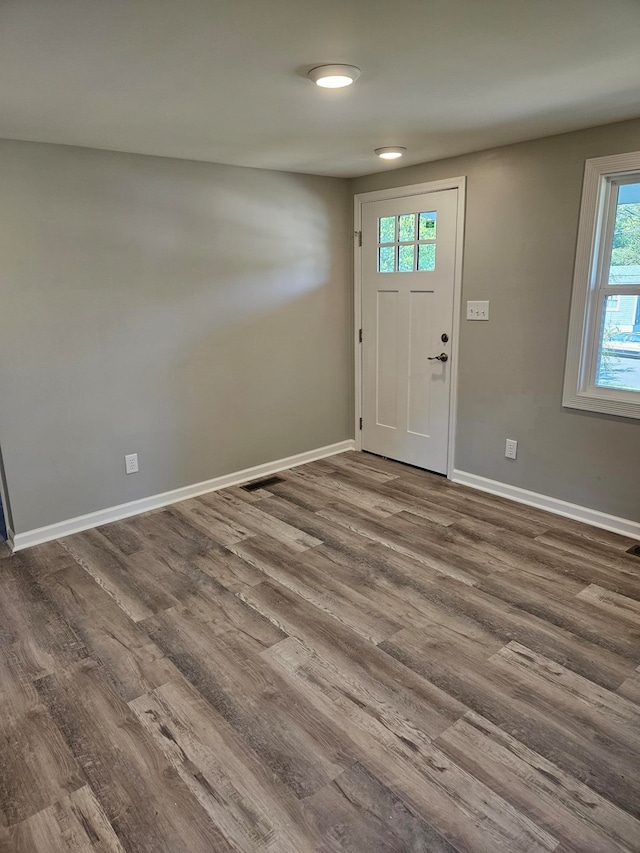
xmin=0 ymin=444 xmax=14 ymax=543
xmin=353 ymin=176 xmax=466 ymax=478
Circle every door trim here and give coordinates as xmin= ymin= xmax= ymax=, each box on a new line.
xmin=0 ymin=444 xmax=14 ymax=542
xmin=353 ymin=176 xmax=466 ymax=477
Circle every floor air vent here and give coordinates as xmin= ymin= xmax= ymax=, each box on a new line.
xmin=626 ymin=543 xmax=640 ymax=557
xmin=241 ymin=475 xmax=285 ymax=492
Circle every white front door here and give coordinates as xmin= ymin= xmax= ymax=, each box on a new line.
xmin=361 ymin=188 xmax=459 ymax=474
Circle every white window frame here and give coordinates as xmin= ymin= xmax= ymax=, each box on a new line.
xmin=563 ymin=151 xmax=640 ymax=419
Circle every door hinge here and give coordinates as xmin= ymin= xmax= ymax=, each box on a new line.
xmin=355 ymin=230 xmax=362 ymax=247
xmin=358 ymin=328 xmax=362 ymax=343
xmin=359 ymin=417 xmax=363 ymax=430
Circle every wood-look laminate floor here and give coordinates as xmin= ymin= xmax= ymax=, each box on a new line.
xmin=1 ymin=451 xmax=640 ymax=853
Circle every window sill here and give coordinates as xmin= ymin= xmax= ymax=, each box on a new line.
xmin=562 ymin=389 xmax=640 ymax=420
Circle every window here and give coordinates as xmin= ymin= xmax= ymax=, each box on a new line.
xmin=377 ymin=212 xmax=437 ymax=273
xmin=563 ymin=152 xmax=640 ymax=418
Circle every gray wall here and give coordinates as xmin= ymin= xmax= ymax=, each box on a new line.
xmin=2 ymin=119 xmax=639 ymax=535
xmin=352 ymin=117 xmax=640 ymax=522
xmin=0 ymin=140 xmax=353 ymax=534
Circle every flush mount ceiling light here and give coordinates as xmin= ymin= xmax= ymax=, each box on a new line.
xmin=307 ymin=64 xmax=361 ymax=88
xmin=375 ymin=146 xmax=407 ymax=160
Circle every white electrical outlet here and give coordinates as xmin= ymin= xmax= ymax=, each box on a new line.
xmin=125 ymin=453 xmax=139 ymax=474
xmin=505 ymin=439 xmax=517 ymax=460
xmin=467 ymin=300 xmax=490 ymax=320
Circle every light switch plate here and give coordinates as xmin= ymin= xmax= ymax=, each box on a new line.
xmin=467 ymin=300 xmax=490 ymax=320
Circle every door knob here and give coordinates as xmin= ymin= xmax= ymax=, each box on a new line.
xmin=428 ymin=352 xmax=449 ymax=362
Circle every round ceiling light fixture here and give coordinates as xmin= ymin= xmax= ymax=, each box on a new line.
xmin=307 ymin=64 xmax=361 ymax=88
xmin=375 ymin=146 xmax=407 ymax=160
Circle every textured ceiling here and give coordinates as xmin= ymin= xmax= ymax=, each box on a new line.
xmin=1 ymin=0 xmax=639 ymax=177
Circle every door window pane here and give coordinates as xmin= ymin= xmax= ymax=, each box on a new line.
xmin=378 ymin=246 xmax=396 ymax=273
xmin=398 ymin=214 xmax=416 ymax=243
xmin=418 ymin=211 xmax=437 ymax=240
xmin=398 ymin=245 xmax=415 ymax=272
xmin=596 ymin=293 xmax=640 ymax=391
xmin=377 ymin=210 xmax=437 ymax=273
xmin=609 ymin=183 xmax=640 ymax=285
xmin=378 ymin=216 xmax=395 ymax=244
xmin=418 ymin=243 xmax=436 ymax=271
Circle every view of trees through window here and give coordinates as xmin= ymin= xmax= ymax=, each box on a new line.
xmin=597 ymin=181 xmax=640 ymax=392
xmin=377 ymin=212 xmax=437 ymax=273
xmin=611 ymin=196 xmax=640 ymax=267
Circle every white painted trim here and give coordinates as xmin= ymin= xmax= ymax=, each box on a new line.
xmin=354 ymin=177 xmax=468 ymax=204
xmin=447 ymin=180 xmax=466 ymax=478
xmin=0 ymin=448 xmax=14 ymax=543
xmin=354 ymin=198 xmax=363 ymax=450
xmin=353 ymin=176 xmax=466 ymax=475
xmin=0 ymin=478 xmax=11 ymax=533
xmin=10 ymin=440 xmax=355 ymax=552
xmin=563 ymin=150 xmax=640 ymax=419
xmin=452 ymin=469 xmax=640 ymax=540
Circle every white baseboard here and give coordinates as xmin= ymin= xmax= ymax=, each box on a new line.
xmin=10 ymin=440 xmax=355 ymax=552
xmin=452 ymin=469 xmax=640 ymax=540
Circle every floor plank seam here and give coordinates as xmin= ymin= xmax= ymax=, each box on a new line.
xmin=2 ymin=450 xmax=640 ymax=852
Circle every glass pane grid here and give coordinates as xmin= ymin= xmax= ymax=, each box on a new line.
xmin=377 ymin=211 xmax=437 ymax=273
